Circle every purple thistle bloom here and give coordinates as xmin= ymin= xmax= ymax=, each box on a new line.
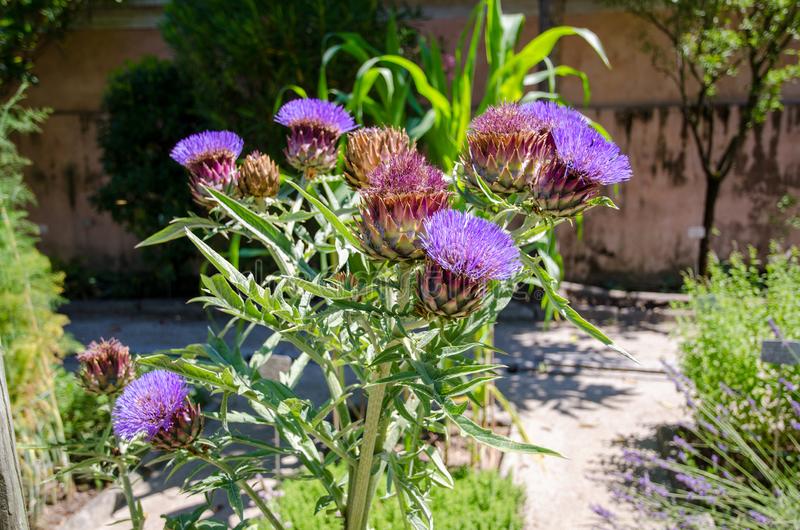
xmin=549 ymin=118 xmax=632 ymax=186
xmin=170 ymin=130 xmax=244 ymax=206
xmin=170 ymin=130 xmax=244 ymax=167
xmin=367 ymin=152 xmax=447 ymax=193
xmin=469 ymin=103 xmax=542 ymax=135
xmin=274 ymin=98 xmax=357 ymax=177
xmin=274 ymin=98 xmax=357 ymax=135
xmin=421 ymin=210 xmax=520 ymax=283
xmin=113 ymin=370 xmax=191 ymax=441
xmin=523 ymin=100 xmax=588 ymax=131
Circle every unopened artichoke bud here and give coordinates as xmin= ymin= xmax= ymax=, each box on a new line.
xmin=274 ymin=98 xmax=357 ymax=178
xmin=417 ymin=209 xmax=521 ymax=319
xmin=152 ymin=401 xmax=204 ymax=451
xmin=239 ymin=151 xmax=280 ymax=198
xmin=462 ymin=103 xmax=551 ymax=195
xmin=344 ymin=127 xmax=413 ymax=189
xmin=77 ymin=338 xmax=135 ymax=395
xmin=523 ymin=101 xmax=632 ymax=217
xmin=359 ymin=152 xmax=450 ymax=261
xmin=113 ymin=370 xmax=204 ymax=451
xmin=170 ymin=130 xmax=244 ymax=207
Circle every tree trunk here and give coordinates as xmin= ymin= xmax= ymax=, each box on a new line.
xmin=698 ymin=176 xmax=722 ymax=276
xmin=0 ymin=353 xmax=30 ymax=530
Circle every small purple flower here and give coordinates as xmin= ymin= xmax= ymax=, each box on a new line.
xmin=275 ymin=98 xmax=357 ymax=177
xmin=421 ymin=210 xmax=520 ymax=282
xmin=748 ymin=510 xmax=771 ymax=525
xmin=791 ymin=419 xmax=800 ymax=431
xmin=779 ymin=377 xmax=797 ymax=393
xmin=790 ymin=399 xmax=800 ymax=417
xmin=170 ymin=130 xmax=244 ymax=206
xmin=589 ymin=503 xmax=615 ymax=520
xmin=112 ymin=370 xmax=203 ymax=449
xmin=418 ymin=210 xmax=521 ymax=318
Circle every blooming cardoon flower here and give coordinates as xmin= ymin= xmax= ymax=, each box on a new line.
xmin=77 ymin=338 xmax=135 ymax=395
xmin=418 ymin=209 xmax=520 ymax=318
xmin=462 ymin=103 xmax=552 ymax=195
xmin=359 ymin=152 xmax=450 ymax=261
xmin=112 ymin=370 xmax=203 ymax=450
xmin=274 ymin=98 xmax=357 ymax=177
xmin=170 ymin=130 xmax=244 ymax=206
xmin=344 ymin=126 xmax=414 ymax=189
xmin=523 ymin=101 xmax=632 ymax=217
xmin=238 ymin=151 xmax=281 ymax=198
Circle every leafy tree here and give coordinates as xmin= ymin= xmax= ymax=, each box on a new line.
xmin=160 ymin=0 xmax=408 ymax=157
xmin=607 ymin=0 xmax=800 ymax=274
xmin=0 ymin=0 xmax=87 ymax=94
xmin=94 ymin=56 xmax=207 ymax=295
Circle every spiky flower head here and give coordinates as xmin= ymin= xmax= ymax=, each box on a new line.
xmin=359 ymin=152 xmax=450 ymax=261
xmin=418 ymin=209 xmax=520 ymax=318
xmin=344 ymin=127 xmax=414 ymax=189
xmin=522 ymin=101 xmax=632 ymax=217
xmin=462 ymin=103 xmax=552 ymax=195
xmin=238 ymin=151 xmax=281 ymax=198
xmin=112 ymin=370 xmax=203 ymax=450
xmin=77 ymin=338 xmax=135 ymax=395
xmin=170 ymin=130 xmax=244 ymax=207
xmin=274 ymin=98 xmax=357 ymax=178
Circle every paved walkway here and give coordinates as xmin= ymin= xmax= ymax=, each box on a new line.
xmin=60 ymin=301 xmax=684 ymax=530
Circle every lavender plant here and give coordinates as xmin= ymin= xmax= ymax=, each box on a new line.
xmin=134 ymin=97 xmax=633 ymax=529
xmin=594 ymin=365 xmax=800 ymax=529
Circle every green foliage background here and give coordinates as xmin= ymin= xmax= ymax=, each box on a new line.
xmin=274 ymin=466 xmax=524 ymax=530
xmin=676 ymin=244 xmax=800 ymax=452
xmin=93 ymin=56 xmax=206 ymax=296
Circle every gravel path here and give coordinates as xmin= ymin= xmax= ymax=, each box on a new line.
xmin=59 ymin=301 xmax=684 ymax=530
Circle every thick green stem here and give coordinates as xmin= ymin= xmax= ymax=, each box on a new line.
xmin=347 ymin=364 xmax=390 ymax=530
xmin=117 ymin=462 xmax=143 ymax=530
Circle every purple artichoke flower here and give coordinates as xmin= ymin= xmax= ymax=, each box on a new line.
xmin=523 ymin=101 xmax=632 ymax=217
xmin=170 ymin=130 xmax=244 ymax=206
xmin=360 ymin=152 xmax=450 ymax=261
xmin=274 ymin=98 xmax=357 ymax=178
xmin=344 ymin=126 xmax=414 ymax=189
xmin=462 ymin=103 xmax=552 ymax=195
xmin=112 ymin=370 xmax=203 ymax=450
xmin=417 ymin=209 xmax=520 ymax=318
xmin=77 ymin=338 xmax=135 ymax=395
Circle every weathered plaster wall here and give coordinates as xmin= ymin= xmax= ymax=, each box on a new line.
xmin=16 ymin=2 xmax=800 ymax=286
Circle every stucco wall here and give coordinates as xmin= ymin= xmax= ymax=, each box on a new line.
xmin=16 ymin=2 xmax=800 ymax=286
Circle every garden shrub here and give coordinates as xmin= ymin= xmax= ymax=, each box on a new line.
xmin=275 ymin=466 xmax=524 ymax=530
xmin=675 ymin=245 xmax=800 ymax=452
xmin=0 ymin=84 xmax=75 ymax=521
xmin=93 ymin=56 xmax=206 ymax=296
xmin=160 ymin=0 xmax=405 ymax=157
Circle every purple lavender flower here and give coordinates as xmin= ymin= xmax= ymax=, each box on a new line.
xmin=359 ymin=152 xmax=450 ymax=261
xmin=274 ymin=98 xmax=357 ymax=177
xmin=170 ymin=130 xmax=244 ymax=206
xmin=748 ymin=510 xmax=771 ymax=525
xmin=417 ymin=210 xmax=520 ymax=318
xmin=791 ymin=419 xmax=800 ymax=430
xmin=462 ymin=103 xmax=552 ymax=194
xmin=112 ymin=370 xmax=203 ymax=449
xmin=779 ymin=377 xmax=797 ymax=393
xmin=589 ymin=504 xmax=615 ymax=520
